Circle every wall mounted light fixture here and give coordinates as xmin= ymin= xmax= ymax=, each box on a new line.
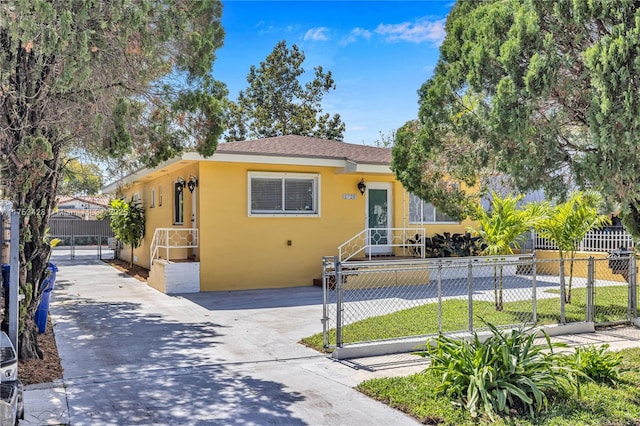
xmin=357 ymin=179 xmax=366 ymax=195
xmin=176 ymin=178 xmax=185 ymax=193
xmin=187 ymin=176 xmax=198 ymax=193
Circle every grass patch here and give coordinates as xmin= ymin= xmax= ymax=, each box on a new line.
xmin=357 ymin=346 xmax=640 ymax=425
xmin=300 ymin=284 xmax=629 ymax=351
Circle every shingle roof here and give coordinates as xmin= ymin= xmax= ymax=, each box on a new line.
xmin=216 ymin=135 xmax=391 ymax=165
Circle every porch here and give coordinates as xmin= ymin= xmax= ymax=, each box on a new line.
xmin=148 ymin=228 xmax=200 ymax=294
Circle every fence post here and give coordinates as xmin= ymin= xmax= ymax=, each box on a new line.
xmin=335 ymin=257 xmax=343 ymax=348
xmin=586 ymin=257 xmax=594 ymax=323
xmin=532 ymin=255 xmax=537 ymax=324
xmin=437 ymin=263 xmax=443 ymax=333
xmin=559 ymin=258 xmax=566 ymax=324
xmin=321 ymin=257 xmax=329 ymax=349
xmin=629 ymin=254 xmax=637 ymax=320
xmin=468 ymin=260 xmax=473 ymax=332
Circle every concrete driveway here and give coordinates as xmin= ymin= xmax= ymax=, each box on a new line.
xmin=42 ymin=259 xmax=421 ymax=425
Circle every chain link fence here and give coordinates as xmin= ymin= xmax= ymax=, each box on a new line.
xmin=321 ymin=254 xmax=638 ymax=350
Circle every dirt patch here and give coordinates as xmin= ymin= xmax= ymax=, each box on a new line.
xmin=103 ymin=258 xmax=149 ymax=281
xmin=18 ymin=318 xmax=63 ymax=385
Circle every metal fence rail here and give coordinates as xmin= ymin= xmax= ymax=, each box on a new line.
xmin=322 ymin=255 xmax=638 ymax=350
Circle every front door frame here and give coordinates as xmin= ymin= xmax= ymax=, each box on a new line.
xmin=365 ymin=182 xmax=393 ymax=255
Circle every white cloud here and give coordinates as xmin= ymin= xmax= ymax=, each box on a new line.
xmin=340 ymin=27 xmax=372 ymax=45
xmin=304 ymin=27 xmax=330 ymax=41
xmin=375 ymin=18 xmax=446 ymax=45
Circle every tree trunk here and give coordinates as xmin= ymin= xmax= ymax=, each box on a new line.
xmin=10 ymin=137 xmax=62 ymax=359
xmin=493 ymin=264 xmax=504 ymax=311
xmin=566 ymin=258 xmax=574 ymax=304
xmin=19 ymin=316 xmax=43 ymax=360
xmin=497 ymin=265 xmax=504 ymax=312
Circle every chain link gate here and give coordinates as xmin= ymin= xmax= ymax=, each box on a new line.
xmin=322 ymin=254 xmax=638 ymax=352
xmin=48 ymin=218 xmax=115 ymax=260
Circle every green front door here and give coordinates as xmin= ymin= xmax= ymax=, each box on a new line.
xmin=367 ymin=184 xmax=392 ymax=254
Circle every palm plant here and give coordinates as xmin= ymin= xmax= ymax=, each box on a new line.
xmin=470 ymin=192 xmax=547 ymax=311
xmin=535 ymin=191 xmax=610 ymax=303
xmin=107 ymin=198 xmax=145 ymax=267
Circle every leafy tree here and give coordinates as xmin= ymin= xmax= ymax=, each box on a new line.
xmin=392 ymin=120 xmax=480 ymax=221
xmin=226 ymin=40 xmax=345 ymax=141
xmin=58 ymin=158 xmax=104 ymax=196
xmin=372 ymin=129 xmax=397 ymax=148
xmin=393 ymin=0 xmax=640 ymax=240
xmin=536 ymin=191 xmax=611 ymax=303
xmin=0 ymin=0 xmax=225 ymax=358
xmin=107 ymin=198 xmax=145 ymax=268
xmin=470 ymin=192 xmax=546 ymax=311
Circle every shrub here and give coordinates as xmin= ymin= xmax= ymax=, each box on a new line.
xmin=420 ymin=323 xmax=567 ymax=420
xmin=559 ymin=344 xmax=622 ymax=397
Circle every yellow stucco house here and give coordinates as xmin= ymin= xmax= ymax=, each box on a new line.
xmin=103 ymin=135 xmax=475 ymax=294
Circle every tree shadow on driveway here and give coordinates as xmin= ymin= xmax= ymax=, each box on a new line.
xmin=51 ymin=280 xmax=308 ymax=425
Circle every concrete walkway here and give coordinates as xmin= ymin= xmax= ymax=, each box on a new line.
xmin=21 ymin=259 xmax=640 ymax=425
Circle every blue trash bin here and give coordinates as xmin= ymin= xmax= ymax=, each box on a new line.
xmin=34 ymin=263 xmax=58 ymax=334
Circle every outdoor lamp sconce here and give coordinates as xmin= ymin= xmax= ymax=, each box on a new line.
xmin=357 ymin=179 xmax=366 ymax=195
xmin=176 ymin=178 xmax=185 ymax=193
xmin=187 ymin=176 xmax=198 ymax=193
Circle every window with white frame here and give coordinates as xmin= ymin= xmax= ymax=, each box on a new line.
xmin=150 ymin=188 xmax=156 ymax=208
xmin=249 ymin=172 xmax=319 ymax=216
xmin=409 ymin=193 xmax=457 ymax=224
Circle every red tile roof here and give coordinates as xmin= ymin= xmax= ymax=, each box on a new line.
xmin=56 ymin=195 xmax=112 ymax=208
xmin=216 ymin=135 xmax=391 ymax=165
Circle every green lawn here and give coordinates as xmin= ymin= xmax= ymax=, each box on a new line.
xmin=356 ymin=346 xmax=640 ymax=425
xmin=301 ymin=285 xmax=630 ymax=351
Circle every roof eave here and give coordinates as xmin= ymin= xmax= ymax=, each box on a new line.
xmin=102 ymin=151 xmax=393 ymax=192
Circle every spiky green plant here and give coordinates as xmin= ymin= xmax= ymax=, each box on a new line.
xmin=536 ymin=191 xmax=611 ymax=303
xmin=470 ymin=192 xmax=548 ymax=310
xmin=559 ymin=344 xmax=622 ymax=398
xmin=420 ymin=323 xmax=568 ymax=420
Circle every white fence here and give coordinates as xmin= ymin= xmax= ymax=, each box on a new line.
xmin=533 ymin=228 xmax=634 ymax=253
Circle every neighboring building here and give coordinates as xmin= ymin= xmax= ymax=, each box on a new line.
xmin=102 ymin=135 xmax=476 ymax=293
xmin=54 ymin=195 xmax=112 ymax=219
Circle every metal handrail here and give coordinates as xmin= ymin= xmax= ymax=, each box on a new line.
xmin=338 ymin=228 xmax=426 ymax=262
xmin=149 ymin=227 xmax=199 ymax=267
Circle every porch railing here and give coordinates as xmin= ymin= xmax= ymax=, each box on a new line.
xmin=338 ymin=228 xmax=425 ymax=262
xmin=150 ymin=228 xmax=199 ymax=267
xmin=532 ymin=228 xmax=635 ymax=253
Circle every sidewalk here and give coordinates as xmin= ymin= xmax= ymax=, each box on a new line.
xmin=20 ymin=259 xmax=640 ymax=425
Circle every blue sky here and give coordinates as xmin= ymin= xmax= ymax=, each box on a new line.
xmin=213 ymin=1 xmax=454 ymax=145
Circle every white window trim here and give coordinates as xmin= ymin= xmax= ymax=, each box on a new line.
xmin=408 ymin=193 xmax=459 ymax=225
xmin=247 ymin=171 xmax=321 ymax=217
xmin=150 ymin=188 xmax=156 ymax=208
